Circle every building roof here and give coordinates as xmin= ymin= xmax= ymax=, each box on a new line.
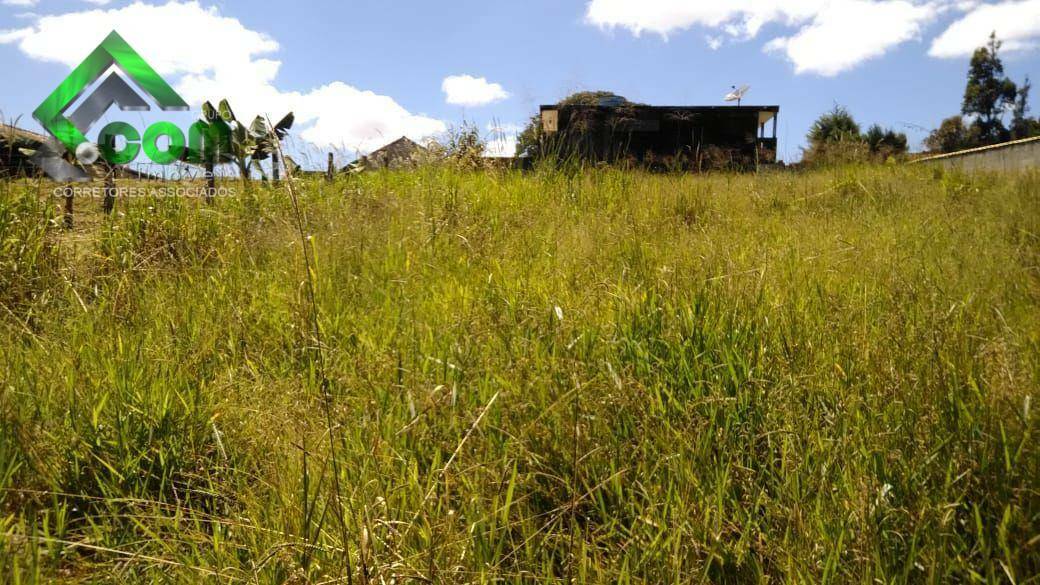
xmin=368 ymin=136 xmax=425 ymax=159
xmin=0 ymin=124 xmax=49 ymax=146
xmin=540 ymin=104 xmax=780 ymax=112
xmin=540 ymin=104 xmax=780 ymax=127
xmin=347 ymin=136 xmax=428 ymax=171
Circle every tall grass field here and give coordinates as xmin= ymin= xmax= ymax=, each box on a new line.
xmin=1 ymin=165 xmax=1038 ymax=583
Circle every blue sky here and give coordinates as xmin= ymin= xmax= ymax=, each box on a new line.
xmin=1 ymin=0 xmax=1039 ymax=162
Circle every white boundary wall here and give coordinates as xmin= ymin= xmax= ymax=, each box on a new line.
xmin=913 ymin=136 xmax=1040 ymax=172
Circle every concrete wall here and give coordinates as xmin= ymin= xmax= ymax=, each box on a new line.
xmin=914 ymin=136 xmax=1040 ymax=172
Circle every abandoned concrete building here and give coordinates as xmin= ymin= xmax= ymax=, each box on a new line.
xmin=538 ymin=102 xmax=780 ymax=170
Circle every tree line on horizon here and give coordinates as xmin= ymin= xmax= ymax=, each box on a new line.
xmin=808 ymin=32 xmax=1040 ymax=162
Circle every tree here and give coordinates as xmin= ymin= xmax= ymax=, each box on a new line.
xmin=864 ymin=124 xmax=908 ymax=157
xmin=962 ymin=32 xmax=1017 ymax=145
xmin=925 ymin=33 xmax=1032 ymax=152
xmin=802 ymin=106 xmax=869 ymax=165
xmin=1010 ymin=76 xmax=1040 ymax=139
xmin=515 ymin=114 xmax=543 ymax=158
xmin=925 ymin=116 xmax=980 ymax=153
xmin=807 ymin=106 xmax=862 ymax=144
xmin=864 ymin=124 xmax=885 ymax=149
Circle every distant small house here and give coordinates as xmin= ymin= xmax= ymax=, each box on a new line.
xmin=538 ymin=103 xmax=780 ymax=170
xmin=347 ymin=136 xmax=428 ymax=172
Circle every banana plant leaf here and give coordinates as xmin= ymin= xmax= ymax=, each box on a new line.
xmin=202 ymin=101 xmax=219 ymax=123
xmin=231 ymin=122 xmax=250 ymax=147
xmin=218 ymin=99 xmax=237 ymax=124
xmin=272 ymin=112 xmax=295 ymax=138
xmin=249 ymin=116 xmax=269 ymax=138
xmin=251 ymin=144 xmax=271 ymax=162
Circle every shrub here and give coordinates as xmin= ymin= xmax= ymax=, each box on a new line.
xmin=925 ymin=116 xmax=980 ymax=153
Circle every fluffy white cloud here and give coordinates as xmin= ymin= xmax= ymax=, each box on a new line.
xmin=292 ymin=84 xmax=446 ymax=152
xmin=766 ymin=0 xmax=939 ymax=75
xmin=585 ymin=0 xmax=943 ymax=75
xmin=929 ymin=0 xmax=1040 ymax=57
xmin=0 ymin=1 xmax=445 ymax=153
xmin=442 ymin=75 xmax=509 ymax=107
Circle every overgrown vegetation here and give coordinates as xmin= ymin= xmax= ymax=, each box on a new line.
xmin=442 ymin=122 xmax=490 ymax=169
xmin=1 ymin=164 xmax=1038 ymax=583
xmin=515 ymin=91 xmax=636 ymax=159
xmin=804 ymin=106 xmax=908 ymax=166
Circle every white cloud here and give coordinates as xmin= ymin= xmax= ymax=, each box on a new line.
xmin=291 ymin=83 xmax=446 ymax=152
xmin=0 ymin=1 xmax=445 ymax=153
xmin=2 ymin=0 xmax=38 ymax=7
xmin=766 ymin=0 xmax=939 ymax=75
xmin=485 ymin=122 xmax=522 ymax=157
xmin=929 ymin=0 xmax=1040 ymax=57
xmin=585 ymin=0 xmax=825 ymax=38
xmin=442 ymin=74 xmax=509 ymax=107
xmin=585 ymin=0 xmax=943 ymax=75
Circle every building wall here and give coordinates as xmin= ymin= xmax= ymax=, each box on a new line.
xmin=915 ymin=137 xmax=1040 ymax=172
xmin=539 ymin=105 xmax=778 ymax=170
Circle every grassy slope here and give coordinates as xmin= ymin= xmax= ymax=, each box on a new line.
xmin=1 ymin=165 xmax=1038 ymax=583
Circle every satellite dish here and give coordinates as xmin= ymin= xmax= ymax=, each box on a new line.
xmin=724 ymin=85 xmax=751 ymax=106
